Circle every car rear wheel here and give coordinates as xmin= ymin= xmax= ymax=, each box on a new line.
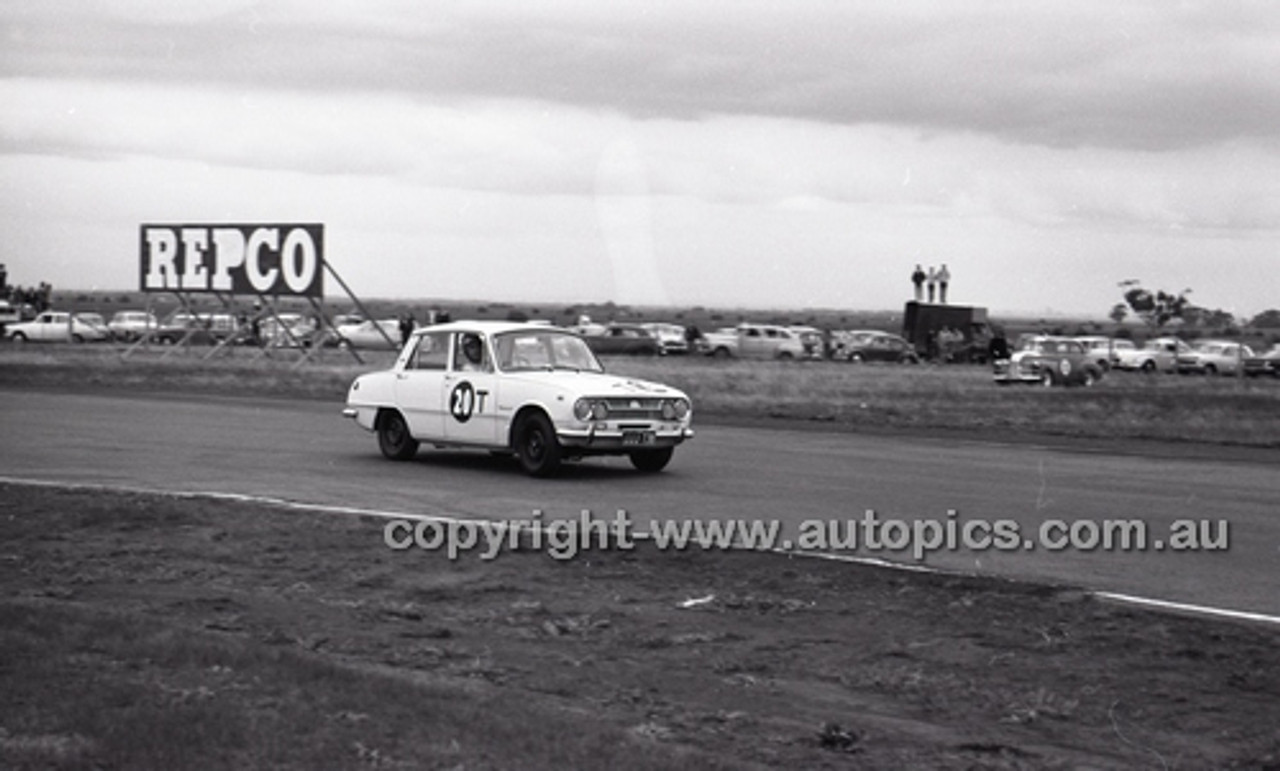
xmin=1140 ymin=359 xmax=1156 ymax=373
xmin=1203 ymin=364 xmax=1217 ymax=376
xmin=515 ymin=412 xmax=562 ymax=477
xmin=1040 ymin=369 xmax=1057 ymax=387
xmin=377 ymin=410 xmax=419 ymax=461
xmin=630 ymin=447 xmax=674 ymax=473
xmin=712 ymin=347 xmax=732 ymax=359
xmin=1082 ymin=369 xmax=1099 ymax=387
xmin=10 ymin=332 xmax=26 ymax=344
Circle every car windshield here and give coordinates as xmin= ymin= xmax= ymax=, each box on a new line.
xmin=493 ymin=330 xmax=604 ymax=373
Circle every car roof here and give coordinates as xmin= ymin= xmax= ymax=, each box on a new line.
xmin=411 ymin=320 xmax=572 ymax=338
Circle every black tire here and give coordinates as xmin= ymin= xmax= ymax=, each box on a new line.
xmin=630 ymin=446 xmax=674 ymax=473
xmin=515 ymin=412 xmax=562 ymax=477
xmin=1140 ymin=359 xmax=1156 ymax=373
xmin=377 ymin=411 xmax=419 ymax=461
xmin=712 ymin=347 xmax=732 ymax=359
xmin=1203 ymin=364 xmax=1217 ymax=376
xmin=848 ymin=352 xmax=863 ymax=363
xmin=776 ymin=352 xmax=793 ymax=361
xmin=71 ymin=334 xmax=85 ymax=344
xmin=1082 ymin=369 xmax=1099 ymax=387
xmin=10 ymin=332 xmax=26 ymax=344
xmin=1040 ymin=369 xmax=1057 ymax=387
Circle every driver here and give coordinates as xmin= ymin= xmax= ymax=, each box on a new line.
xmin=458 ymin=333 xmax=486 ymax=371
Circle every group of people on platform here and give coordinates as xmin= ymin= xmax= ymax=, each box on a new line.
xmin=910 ymin=264 xmax=951 ymax=304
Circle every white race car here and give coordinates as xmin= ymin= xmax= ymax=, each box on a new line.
xmin=343 ymin=321 xmax=694 ymax=476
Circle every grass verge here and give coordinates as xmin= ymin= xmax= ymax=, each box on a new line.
xmin=1 ymin=345 xmax=1279 ymax=447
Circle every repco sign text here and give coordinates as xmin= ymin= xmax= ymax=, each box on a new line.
xmin=139 ymin=223 xmax=324 ymax=297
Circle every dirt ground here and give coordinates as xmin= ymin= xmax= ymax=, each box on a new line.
xmin=2 ymin=483 xmax=1279 ymax=769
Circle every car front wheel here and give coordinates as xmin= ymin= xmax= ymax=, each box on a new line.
xmin=377 ymin=410 xmax=419 ymax=461
xmin=630 ymin=447 xmax=674 ymax=473
xmin=1040 ymin=369 xmax=1057 ymax=387
xmin=515 ymin=412 xmax=562 ymax=477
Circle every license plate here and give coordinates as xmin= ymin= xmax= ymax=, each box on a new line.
xmin=622 ymin=430 xmax=655 ymax=445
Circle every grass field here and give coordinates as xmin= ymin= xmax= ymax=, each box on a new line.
xmin=3 ymin=484 xmax=1279 ymax=769
xmin=2 ymin=344 xmax=1278 ymax=447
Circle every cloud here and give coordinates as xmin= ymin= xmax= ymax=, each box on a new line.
xmin=5 ymin=1 xmax=1279 ymax=152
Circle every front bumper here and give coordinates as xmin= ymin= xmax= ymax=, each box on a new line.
xmin=557 ymin=424 xmax=694 ymax=450
xmin=991 ymin=360 xmax=1040 ymax=383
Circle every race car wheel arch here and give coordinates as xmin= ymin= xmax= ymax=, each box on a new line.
xmin=376 ymin=409 xmax=419 ymax=461
xmin=513 ymin=408 xmax=562 ymax=477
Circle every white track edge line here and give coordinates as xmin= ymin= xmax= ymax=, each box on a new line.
xmin=4 ymin=475 xmax=1278 ymax=628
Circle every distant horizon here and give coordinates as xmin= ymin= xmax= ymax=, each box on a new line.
xmin=35 ymin=285 xmax=1270 ymax=327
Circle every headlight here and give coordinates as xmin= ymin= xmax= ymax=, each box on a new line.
xmin=591 ymin=401 xmax=609 ymax=420
xmin=672 ymin=398 xmax=690 ymax=419
xmin=661 ymin=400 xmax=677 ymax=420
xmin=573 ymin=398 xmax=592 ymax=421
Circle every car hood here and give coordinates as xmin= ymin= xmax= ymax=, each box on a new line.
xmin=499 ymin=369 xmax=688 ymax=399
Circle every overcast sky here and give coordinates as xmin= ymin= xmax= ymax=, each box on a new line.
xmin=2 ymin=1 xmax=1277 ymax=318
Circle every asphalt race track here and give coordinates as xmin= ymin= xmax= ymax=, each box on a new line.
xmin=2 ymin=389 xmax=1277 ymax=620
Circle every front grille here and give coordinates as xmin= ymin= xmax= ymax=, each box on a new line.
xmin=600 ymin=397 xmax=664 ymax=420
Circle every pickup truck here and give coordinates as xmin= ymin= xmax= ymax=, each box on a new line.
xmin=700 ymin=323 xmax=807 ymax=359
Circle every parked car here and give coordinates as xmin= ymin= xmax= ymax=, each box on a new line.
xmin=1074 ymin=336 xmax=1134 ymax=371
xmin=259 ymin=313 xmax=318 ymax=348
xmin=1176 ymin=341 xmax=1255 ymax=376
xmin=1244 ymin=345 xmax=1280 ymax=378
xmin=1111 ymin=337 xmax=1192 ymax=372
xmin=640 ymin=322 xmax=690 ymax=355
xmin=787 ymin=326 xmax=826 ymax=360
xmin=108 ymin=310 xmax=159 ymax=341
xmin=993 ymin=336 xmax=1103 ymax=387
xmin=149 ymin=312 xmax=236 ymax=346
xmin=700 ymin=323 xmax=806 ymax=359
xmin=343 ymin=321 xmax=694 ymax=476
xmin=829 ymin=329 xmax=881 ymax=359
xmin=0 ymin=300 xmax=19 ymax=333
xmin=332 ymin=318 xmax=402 ymax=350
xmin=840 ymin=331 xmax=920 ymax=364
xmin=5 ymin=311 xmax=111 ymax=343
xmin=581 ymin=324 xmax=661 ymax=356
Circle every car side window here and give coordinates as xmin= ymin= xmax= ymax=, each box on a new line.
xmin=452 ymin=332 xmax=492 ymax=372
xmin=412 ymin=332 xmax=449 ymax=370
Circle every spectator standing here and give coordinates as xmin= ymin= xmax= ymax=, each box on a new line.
xmin=911 ymin=264 xmax=926 ymax=301
xmin=936 ymin=264 xmax=951 ymax=304
xmin=988 ymin=328 xmax=1011 ymax=361
xmin=926 ymin=266 xmax=938 ymax=303
xmin=398 ymin=313 xmax=417 ymax=346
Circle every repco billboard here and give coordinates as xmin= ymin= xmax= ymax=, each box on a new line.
xmin=139 ymin=223 xmax=324 ymax=297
